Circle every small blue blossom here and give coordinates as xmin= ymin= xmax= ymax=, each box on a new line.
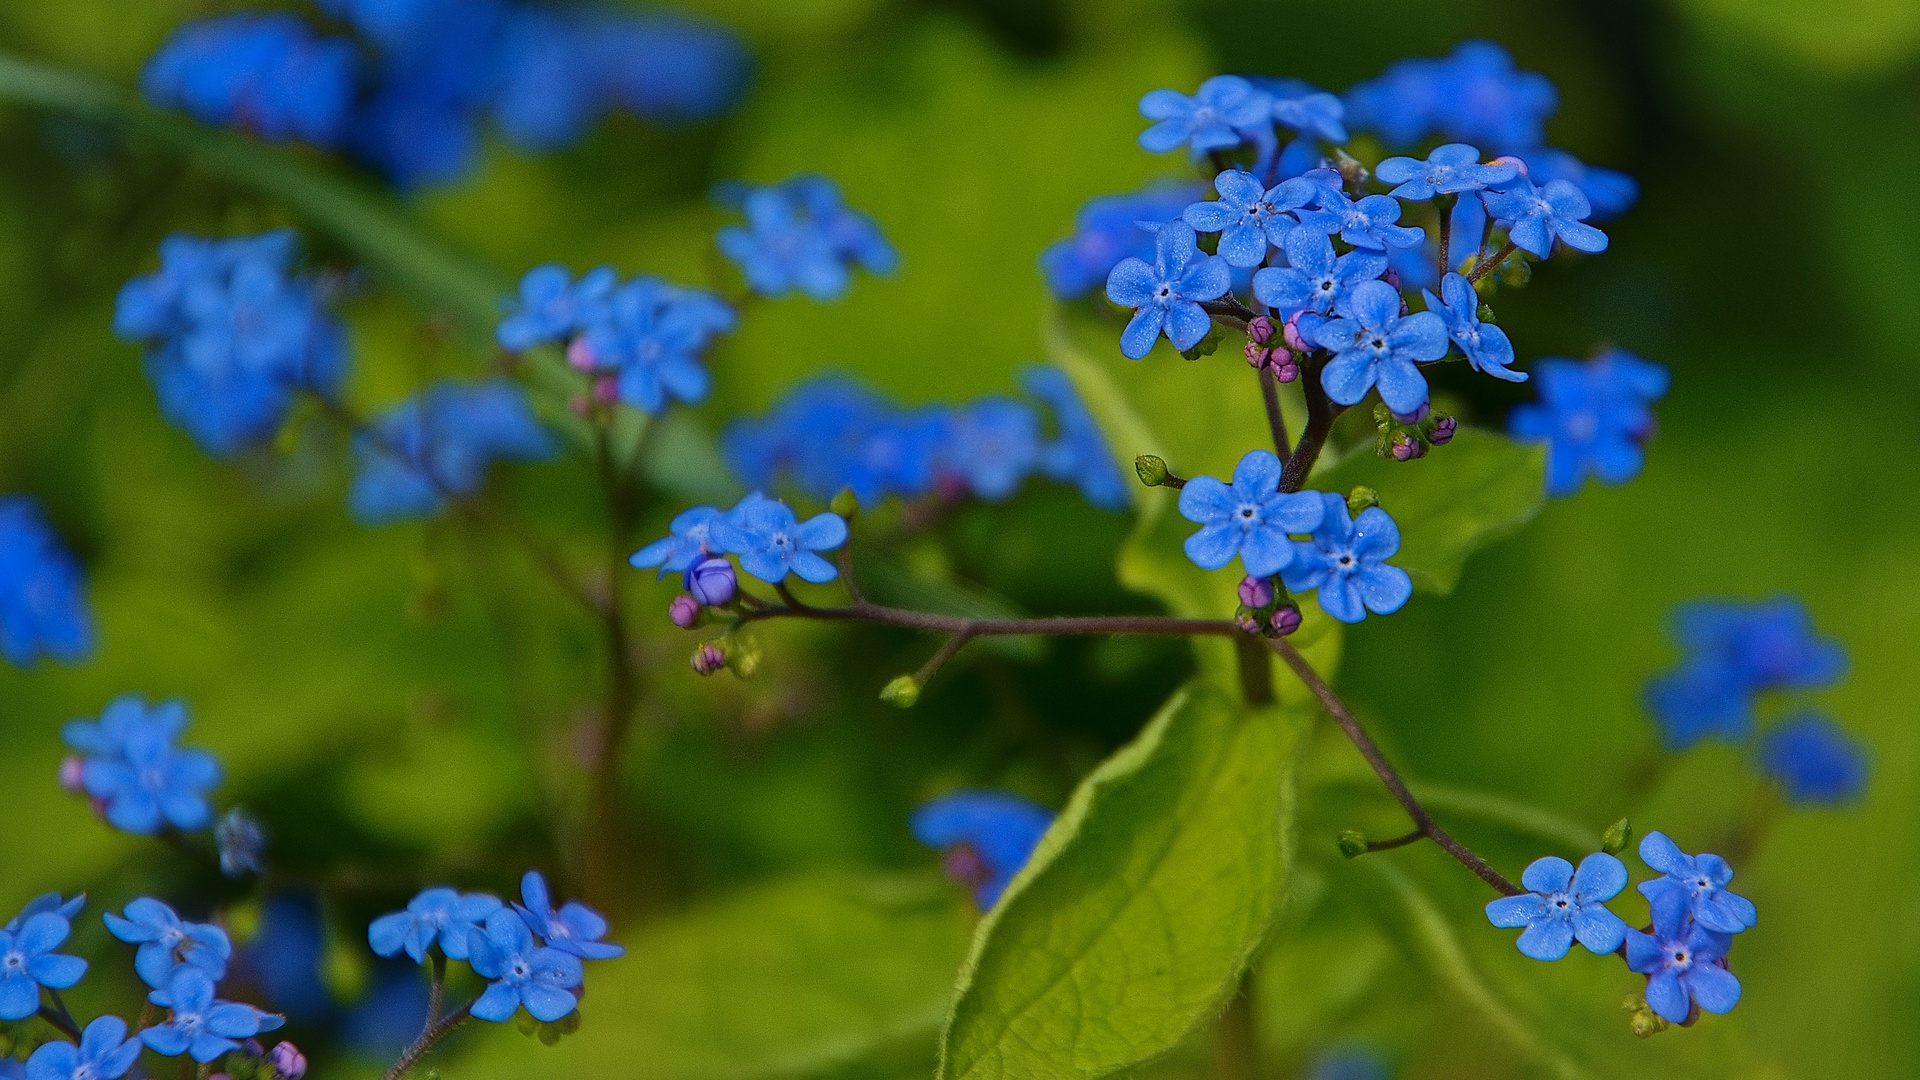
xmin=1344 ymin=42 xmax=1557 ymax=151
xmin=4 ymin=895 xmax=85 ymax=937
xmin=23 ymin=1016 xmax=143 ymax=1080
xmin=1040 ymin=183 xmax=1203 ymax=299
xmin=1269 ymin=90 xmax=1347 ymax=143
xmin=140 ymin=966 xmax=283 ymax=1062
xmin=1759 ymin=712 xmax=1869 ymax=805
xmin=1294 ymin=190 xmax=1425 ymax=252
xmin=1137 ymin=76 xmax=1271 ymax=158
xmin=911 ymin=791 xmax=1055 ymax=909
xmin=1508 ymin=349 xmax=1668 ymax=497
xmin=0 ymin=913 xmax=87 ymax=1021
xmin=1375 ymin=143 xmax=1520 ymax=201
xmin=514 ymin=871 xmax=624 ymax=961
xmin=1482 ymin=175 xmax=1608 ymax=258
xmin=1645 ymin=597 xmax=1847 ymax=748
xmin=1251 ymin=230 xmax=1387 ymax=321
xmin=496 ymin=264 xmax=617 ymax=352
xmin=66 ymin=695 xmax=220 ymax=837
xmin=1176 ymin=450 xmax=1325 ymax=577
xmin=1020 ymin=365 xmax=1129 ymax=511
xmin=1517 ymin=148 xmax=1638 ymax=220
xmin=215 ymin=808 xmax=267 ymax=878
xmin=631 ymin=503 xmax=740 ymax=579
xmin=574 ymin=276 xmax=736 ymax=414
xmin=1182 ymin=171 xmax=1316 ymax=268
xmin=720 ymin=379 xmax=946 ymax=506
xmin=1483 ymin=853 xmax=1628 ymax=960
xmin=0 ymin=497 xmax=94 ymax=668
xmin=1310 ymin=280 xmax=1449 ymax=414
xmin=710 ymin=496 xmax=847 ymax=585
xmin=1105 ymin=222 xmax=1231 ymax=359
xmin=467 ymin=909 xmax=583 ymax=1023
xmin=104 ymin=898 xmax=232 ymax=990
xmin=368 ymin=888 xmax=503 ymax=964
xmin=1422 ymin=272 xmax=1522 ymax=381
xmin=239 ymin=892 xmax=331 ymax=1024
xmin=716 ymin=176 xmax=895 ymax=301
xmin=1637 ymin=831 xmax=1757 ymax=936
xmin=142 ymin=14 xmax=360 ymax=147
xmin=1624 ymin=905 xmax=1741 ymax=1025
xmin=350 ymin=379 xmax=555 ymax=524
xmin=1281 ymin=493 xmax=1412 ymax=624
xmin=941 ymin=400 xmax=1041 ymax=502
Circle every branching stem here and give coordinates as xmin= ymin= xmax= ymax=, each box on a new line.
xmin=1465 ymin=239 xmax=1518 ymax=286
xmin=382 ymin=1001 xmax=473 ymax=1080
xmin=1278 ymin=359 xmax=1344 ymax=493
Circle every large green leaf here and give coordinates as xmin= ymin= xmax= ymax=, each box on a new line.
xmin=937 ymin=684 xmax=1302 ymax=1080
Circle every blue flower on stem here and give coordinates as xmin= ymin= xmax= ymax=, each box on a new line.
xmin=1625 ymin=906 xmax=1741 ymax=1025
xmin=1422 ymin=272 xmax=1522 ymax=381
xmin=1040 ymin=183 xmax=1203 ymax=299
xmin=4 ymin=896 xmax=84 ymax=937
xmin=67 ymin=696 xmax=220 ymax=837
xmin=514 ymin=871 xmax=624 ymax=961
xmin=574 ymin=276 xmax=736 ymax=413
xmin=496 ymin=264 xmax=616 ymax=351
xmin=0 ymin=913 xmax=87 ymax=1021
xmin=911 ymin=791 xmax=1054 ymax=909
xmin=0 ymin=497 xmax=94 ymax=667
xmin=1507 ymin=350 xmax=1668 ymax=497
xmin=1294 ymin=190 xmax=1424 ymax=252
xmin=1482 ymin=175 xmax=1608 ymax=258
xmin=140 ymin=966 xmax=283 ymax=1062
xmin=716 ymin=176 xmax=895 ymax=301
xmin=350 ymin=379 xmax=555 ymax=524
xmin=1636 ymin=831 xmax=1757 ymax=935
xmin=1105 ymin=222 xmax=1231 ymax=359
xmin=1021 ymin=365 xmax=1129 ymax=511
xmin=1176 ymin=450 xmax=1325 ymax=577
xmin=1310 ymin=280 xmax=1449 ymax=414
xmin=23 ymin=1015 xmax=143 ymax=1080
xmin=1282 ymin=493 xmax=1413 ymax=624
xmin=1483 ymin=853 xmax=1628 ymax=960
xmin=104 ymin=898 xmax=231 ymax=990
xmin=1759 ymin=712 xmax=1869 ymax=805
xmin=1374 ymin=143 xmax=1519 ymax=201
xmin=467 ymin=910 xmax=583 ymax=1023
xmin=710 ymin=496 xmax=847 ymax=585
xmin=1343 ymin=42 xmax=1557 ymax=151
xmin=941 ymin=400 xmax=1041 ymax=502
xmin=1137 ymin=76 xmax=1271 ymax=158
xmin=368 ymin=888 xmax=503 ymax=964
xmin=1252 ymin=230 xmax=1387 ymax=322
xmin=1181 ymin=171 xmax=1315 ymax=268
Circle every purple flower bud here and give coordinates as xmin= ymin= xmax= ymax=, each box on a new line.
xmin=1247 ymin=315 xmax=1275 ymax=345
xmin=1429 ymin=415 xmax=1457 ymax=445
xmin=269 ymin=1042 xmax=307 ymax=1080
xmin=1273 ymin=358 xmax=1300 ymax=383
xmin=59 ymin=754 xmax=85 ymax=794
xmin=1238 ymin=575 xmax=1274 ymax=609
xmin=1269 ymin=603 xmax=1302 ymax=636
xmin=684 ymin=556 xmax=737 ymax=607
xmin=1243 ymin=341 xmax=1270 ymax=370
xmin=592 ymin=374 xmax=619 ymax=405
xmin=568 ymin=393 xmax=591 ymax=417
xmin=1390 ymin=402 xmax=1430 ymax=425
xmin=566 ymin=336 xmax=597 ymax=372
xmin=669 ymin=594 xmax=701 ymax=629
xmin=1235 ymin=610 xmax=1262 ymax=635
xmin=1389 ymin=432 xmax=1421 ymax=461
xmin=942 ymin=842 xmax=991 ymax=894
xmin=692 ymin=641 xmax=727 ymax=676
xmin=1382 ymin=268 xmax=1402 ymax=291
xmin=1283 ymin=312 xmax=1312 ymax=353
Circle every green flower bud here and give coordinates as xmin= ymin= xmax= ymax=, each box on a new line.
xmin=830 ymin=486 xmax=860 ymax=520
xmin=1476 ymin=302 xmax=1497 ymax=324
xmin=1346 ymin=486 xmax=1380 ymax=514
xmin=1622 ymin=994 xmax=1668 ymax=1038
xmin=880 ymin=675 xmax=922 ymax=709
xmin=1135 ymin=455 xmax=1171 ymax=487
xmin=1336 ymin=829 xmax=1369 ymax=859
xmin=725 ymin=630 xmax=762 ymax=678
xmin=1601 ymin=817 xmax=1632 ymax=856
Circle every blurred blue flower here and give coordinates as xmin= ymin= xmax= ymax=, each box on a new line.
xmin=142 ymin=14 xmax=360 ymax=146
xmin=514 ymin=871 xmax=623 ymax=961
xmin=1137 ymin=76 xmax=1272 ymax=159
xmin=104 ymin=898 xmax=232 ymax=990
xmin=912 ymin=791 xmax=1054 ymax=909
xmin=497 ymin=264 xmax=617 ymax=352
xmin=368 ymin=888 xmax=503 ymax=964
xmin=576 ymin=276 xmax=736 ymax=414
xmin=1422 ymin=272 xmax=1521 ymax=381
xmin=1484 ymin=853 xmax=1628 ymax=960
xmin=1645 ymin=597 xmax=1845 ymax=748
xmin=1020 ymin=365 xmax=1128 ymax=511
xmin=239 ymin=892 xmax=333 ymax=1024
xmin=468 ymin=910 xmax=582 ymax=1023
xmin=1177 ymin=450 xmax=1325 ymax=577
xmin=717 ymin=176 xmax=895 ymax=301
xmin=1507 ymin=349 xmax=1668 ymax=497
xmin=66 ymin=696 xmax=220 ymax=837
xmin=1311 ymin=279 xmax=1449 ymax=414
xmin=23 ymin=1016 xmax=143 ymax=1080
xmin=1759 ymin=712 xmax=1868 ymax=805
xmin=1482 ymin=175 xmax=1608 ymax=258
xmin=1375 ymin=143 xmax=1519 ymax=201
xmin=1344 ymin=41 xmax=1556 ymax=151
xmin=0 ymin=496 xmax=94 ymax=667
xmin=709 ymin=496 xmax=847 ymax=585
xmin=1106 ymin=221 xmax=1231 ymax=359
xmin=0 ymin=913 xmax=87 ymax=1021
xmin=941 ymin=400 xmax=1042 ymax=502
xmin=140 ymin=966 xmax=283 ymax=1062
xmin=631 ymin=504 xmax=741 ymax=578
xmin=1183 ymin=170 xmax=1316 ymax=268
xmin=1637 ymin=831 xmax=1757 ymax=936
xmin=350 ymin=379 xmax=555 ymax=524
xmin=1282 ymin=493 xmax=1412 ymax=624
xmin=1624 ymin=904 xmax=1740 ymax=1025
xmin=1269 ymin=89 xmax=1347 ymax=144
xmin=1040 ymin=183 xmax=1202 ymax=299
xmin=1305 ymin=1048 xmax=1389 ymax=1080
xmin=339 ymin=961 xmax=430 ymax=1059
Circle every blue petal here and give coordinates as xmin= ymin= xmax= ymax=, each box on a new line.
xmin=1520 ymin=856 xmax=1575 ymax=894
xmin=1644 ymin=971 xmax=1690 ymax=1024
xmin=1484 ymin=893 xmax=1546 ymax=929
xmin=1319 ymin=351 xmax=1378 ymax=406
xmin=1684 ymin=963 xmax=1741 ymax=1014
xmin=1515 ymin=920 xmax=1574 ymax=961
xmin=1350 ymin=565 xmax=1411 ymax=616
xmin=1572 ymin=905 xmax=1627 ymax=954
xmin=1571 ymin=852 xmax=1627 ymax=900
xmin=1119 ymin=307 xmax=1165 ymax=360
xmin=1238 ymin=527 xmax=1293 ymax=578
xmin=1182 ymin=522 xmax=1243 ymax=571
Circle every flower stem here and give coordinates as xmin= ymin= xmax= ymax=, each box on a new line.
xmin=383 ymin=1001 xmax=473 ymax=1080
xmin=425 ymin=953 xmax=446 ymax=1028
xmin=1258 ymin=366 xmax=1290 ymax=462
xmin=1437 ymin=194 xmax=1455 ymax=278
xmin=587 ymin=424 xmax=642 ymax=909
xmin=1277 ymin=360 xmax=1343 ymax=494
xmin=1465 ymin=239 xmax=1518 ymax=285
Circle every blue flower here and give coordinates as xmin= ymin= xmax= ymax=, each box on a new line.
xmin=571 ymin=11 xmax=751 ymax=124
xmin=1645 ymin=597 xmax=1847 ymax=748
xmin=496 ymin=265 xmax=617 ymax=352
xmin=1105 ymin=222 xmax=1231 ymax=359
xmin=140 ymin=966 xmax=283 ymax=1062
xmin=240 ymin=892 xmax=331 ymax=1024
xmin=23 ymin=1015 xmax=143 ymax=1080
xmin=514 ymin=871 xmax=624 ymax=961
xmin=350 ymin=379 xmax=555 ymax=524
xmin=142 ymin=14 xmax=360 ymax=147
xmin=1182 ymin=171 xmax=1316 ymax=268
xmin=716 ymin=176 xmax=895 ymax=301
xmin=215 ymin=808 xmax=267 ymax=878
xmin=630 ymin=501 xmax=751 ymax=579
xmin=1375 ymin=143 xmax=1520 ymax=201
xmin=1481 ymin=175 xmax=1608 ymax=258
xmin=942 ymin=400 xmax=1041 ymax=502
xmin=1421 ymin=272 xmax=1522 ymax=381
xmin=1507 ymin=350 xmax=1668 ymax=497
xmin=1020 ymin=365 xmax=1129 ymax=511
xmin=1310 ymin=280 xmax=1449 ymax=414
xmin=1624 ymin=907 xmax=1741 ymax=1025
xmin=1483 ymin=853 xmax=1628 ymax=960
xmin=4 ymin=895 xmax=85 ymax=937
xmin=467 ymin=910 xmax=583 ymax=1023
xmin=575 ymin=276 xmax=736 ymax=414
xmin=1176 ymin=450 xmax=1325 ymax=577
xmin=1637 ymin=831 xmax=1757 ymax=936
xmin=67 ymin=696 xmax=220 ymax=837
xmin=1040 ymin=183 xmax=1203 ymax=299
xmin=719 ymin=379 xmax=946 ymax=505
xmin=104 ymin=898 xmax=232 ymax=990
xmin=1344 ymin=42 xmax=1557 ymax=151
xmin=1759 ymin=712 xmax=1868 ymax=805
xmin=911 ymin=791 xmax=1055 ymax=909
xmin=368 ymin=888 xmax=503 ymax=964
xmin=1294 ymin=189 xmax=1425 ymax=252
xmin=1516 ymin=148 xmax=1638 ymax=220
xmin=709 ymin=496 xmax=848 ymax=585
xmin=1269 ymin=90 xmax=1347 ymax=143
xmin=0 ymin=913 xmax=87 ymax=1021
xmin=1252 ymin=229 xmax=1388 ymax=321
xmin=0 ymin=497 xmax=94 ymax=667
xmin=1137 ymin=76 xmax=1271 ymax=158
xmin=1281 ymin=493 xmax=1412 ymax=624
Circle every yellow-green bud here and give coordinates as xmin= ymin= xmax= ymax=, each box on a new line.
xmin=725 ymin=630 xmax=762 ymax=678
xmin=830 ymin=486 xmax=860 ymax=520
xmin=1346 ymin=486 xmax=1380 ymax=513
xmin=879 ymin=675 xmax=922 ymax=709
xmin=1601 ymin=817 xmax=1632 ymax=856
xmin=1622 ymin=994 xmax=1668 ymax=1038
xmin=1135 ymin=455 xmax=1171 ymax=487
xmin=1336 ymin=829 xmax=1368 ymax=859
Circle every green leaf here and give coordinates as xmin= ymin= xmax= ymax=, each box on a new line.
xmin=462 ymin=872 xmax=971 ymax=1080
xmin=937 ymin=684 xmax=1303 ymax=1080
xmin=1316 ymin=427 xmax=1545 ymax=595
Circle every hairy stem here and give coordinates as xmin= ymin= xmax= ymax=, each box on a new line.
xmin=740 ymin=597 xmax=1240 ymax=639
xmin=1258 ymin=366 xmax=1290 ymax=461
xmin=587 ymin=425 xmax=641 ymax=909
xmin=37 ymin=1002 xmax=80 ymax=1042
xmin=425 ymin=953 xmax=446 ymax=1028
xmin=383 ymin=1001 xmax=473 ymax=1080
xmin=1278 ymin=361 xmax=1343 ymax=493
xmin=1465 ymin=239 xmax=1518 ymax=285
xmin=915 ymin=628 xmax=978 ymax=686
xmin=1437 ymin=194 xmax=1454 ymax=279
xmin=1365 ymin=828 xmax=1426 ymax=853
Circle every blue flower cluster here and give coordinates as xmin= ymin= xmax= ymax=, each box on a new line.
xmin=720 ymin=368 xmax=1128 ymax=511
xmin=1508 ymin=349 xmax=1668 ymax=497
xmin=62 ymin=696 xmax=221 ymax=836
xmin=633 ymin=492 xmax=847 ymax=588
xmin=911 ymin=791 xmax=1055 ymax=909
xmin=496 ymin=265 xmax=736 ymax=414
xmin=105 ymin=898 xmax=283 ymax=1062
xmin=716 ymin=176 xmax=898 ymax=301
xmin=144 ymin=1 xmax=750 ymax=187
xmin=1040 ymin=183 xmax=1204 ymax=299
xmin=113 ymin=231 xmax=348 ymax=457
xmin=1644 ymin=597 xmax=1865 ymax=804
xmin=0 ymin=496 xmax=93 ymax=668
xmin=350 ymin=379 xmax=556 ymax=524
xmin=368 ymin=871 xmax=622 ymax=1024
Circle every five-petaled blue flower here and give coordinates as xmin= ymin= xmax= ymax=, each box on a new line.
xmin=66 ymin=696 xmax=221 ymax=837
xmin=1176 ymin=450 xmax=1325 ymax=578
xmin=140 ymin=966 xmax=282 ymax=1062
xmin=575 ymin=276 xmax=736 ymax=413
xmin=1310 ymin=279 xmax=1449 ymax=414
xmin=1422 ymin=272 xmax=1522 ymax=382
xmin=1021 ymin=365 xmax=1130 ymax=512
xmin=631 ymin=504 xmax=734 ymax=578
xmin=496 ymin=264 xmax=616 ymax=351
xmin=1507 ymin=350 xmax=1668 ymax=497
xmin=1343 ymin=41 xmax=1557 ymax=151
xmin=104 ymin=898 xmax=231 ymax=990
xmin=4 ymin=895 xmax=84 ymax=937
xmin=1252 ymin=230 xmax=1388 ymax=323
xmin=1636 ymin=831 xmax=1757 ymax=936
xmin=1270 ymin=90 xmax=1347 ymax=143
xmin=0 ymin=912 xmax=87 ymax=1021
xmin=467 ymin=909 xmax=583 ymax=1023
xmin=0 ymin=497 xmax=94 ymax=668
xmin=1294 ymin=189 xmax=1424 ymax=252
xmin=142 ymin=14 xmax=359 ymax=148
xmin=1624 ymin=905 xmax=1741 ymax=1025
xmin=1105 ymin=222 xmax=1231 ymax=359
xmin=515 ymin=871 xmax=624 ymax=961
xmin=23 ymin=1015 xmax=143 ymax=1080
xmin=1482 ymin=175 xmax=1608 ymax=259
xmin=1281 ymin=493 xmax=1413 ymax=624
xmin=1375 ymin=143 xmax=1519 ymax=201
xmin=1483 ymin=853 xmax=1629 ymax=961
xmin=1759 ymin=712 xmax=1869 ymax=805
xmin=911 ymin=790 xmax=1055 ymax=909
xmin=368 ymin=888 xmax=504 ymax=964
xmin=1181 ymin=171 xmax=1315 ymax=268
xmin=709 ymin=495 xmax=848 ymax=585
xmin=1137 ymin=75 xmax=1271 ymax=158
xmin=716 ymin=175 xmax=896 ymax=301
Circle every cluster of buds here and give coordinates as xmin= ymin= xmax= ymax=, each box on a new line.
xmin=1372 ymin=401 xmax=1457 ymax=462
xmin=214 ymin=1040 xmax=307 ymax=1080
xmin=1243 ymin=316 xmax=1299 ymax=383
xmin=668 ymin=556 xmax=737 ymax=629
xmin=690 ymin=629 xmax=760 ymax=678
xmin=1234 ymin=575 xmax=1301 ymax=638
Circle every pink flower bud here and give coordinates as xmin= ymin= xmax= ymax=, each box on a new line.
xmin=59 ymin=755 xmax=86 ymax=794
xmin=1429 ymin=415 xmax=1457 ymax=445
xmin=692 ymin=642 xmax=727 ymax=676
xmin=1237 ymin=575 xmax=1274 ymax=609
xmin=1235 ymin=610 xmax=1262 ymax=635
xmin=669 ymin=594 xmax=701 ymax=629
xmin=566 ymin=336 xmax=597 ymax=372
xmin=1269 ymin=604 xmax=1302 ymax=636
xmin=591 ymin=375 xmax=619 ymax=405
xmin=1247 ymin=315 xmax=1275 ymax=345
xmin=1390 ymin=402 xmax=1430 ymax=425
xmin=1382 ymin=268 xmax=1401 ymax=291
xmin=1389 ymin=432 xmax=1423 ymax=461
xmin=269 ymin=1043 xmax=307 ymax=1080
xmin=1243 ymin=341 xmax=1270 ymax=370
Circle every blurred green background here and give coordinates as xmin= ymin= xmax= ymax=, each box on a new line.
xmin=0 ymin=0 xmax=1913 ymax=1078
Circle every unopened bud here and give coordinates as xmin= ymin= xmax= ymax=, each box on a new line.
xmin=1234 ymin=608 xmax=1262 ymax=635
xmin=1477 ymin=302 xmax=1497 ymax=323
xmin=1622 ymin=994 xmax=1668 ymax=1038
xmin=566 ymin=336 xmax=597 ymax=372
xmin=59 ymin=755 xmax=85 ymax=794
xmin=692 ymin=642 xmax=727 ymax=676
xmin=1601 ymin=817 xmax=1632 ymax=856
xmin=591 ymin=375 xmax=619 ymax=405
xmin=1134 ymin=455 xmax=1171 ymax=487
xmin=1272 ymin=357 xmax=1300 ymax=383
xmin=1381 ymin=268 xmax=1401 ymax=292
xmin=1282 ymin=312 xmax=1312 ymax=353
xmin=830 ymin=486 xmax=860 ymax=520
xmin=1389 ymin=432 xmax=1422 ymax=461
xmin=1269 ymin=603 xmax=1302 ymax=636
xmin=1237 ymin=575 xmax=1274 ymax=610
xmin=1346 ymin=486 xmax=1379 ymax=513
xmin=1332 ymin=148 xmax=1369 ymax=187
xmin=684 ymin=556 xmax=737 ymax=607
xmin=268 ymin=1042 xmax=307 ymax=1080
xmin=1336 ymin=829 xmax=1369 ymax=859
xmin=1390 ymin=402 xmax=1430 ymax=425
xmin=1243 ymin=341 xmax=1270 ymax=370
xmin=1247 ymin=315 xmax=1275 ymax=345
xmin=879 ymin=675 xmax=921 ymax=709
xmin=1428 ymin=415 xmax=1457 ymax=445
xmin=668 ymin=594 xmax=701 ymax=629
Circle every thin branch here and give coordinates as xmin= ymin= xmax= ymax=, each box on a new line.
xmin=1465 ymin=239 xmax=1518 ymax=285
xmin=587 ymin=424 xmax=642 ymax=909
xmin=37 ymin=1003 xmax=80 ymax=1042
xmin=1258 ymin=366 xmax=1290 ymax=462
xmin=425 ymin=953 xmax=446 ymax=1028
xmin=915 ymin=627 xmax=978 ymax=685
xmin=1364 ymin=828 xmax=1425 ymax=853
xmin=837 ymin=533 xmax=866 ymax=605
xmin=1437 ymin=194 xmax=1454 ymax=279
xmin=738 ymin=596 xmax=1240 ymax=639
xmin=382 ymin=1000 xmax=473 ymax=1080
